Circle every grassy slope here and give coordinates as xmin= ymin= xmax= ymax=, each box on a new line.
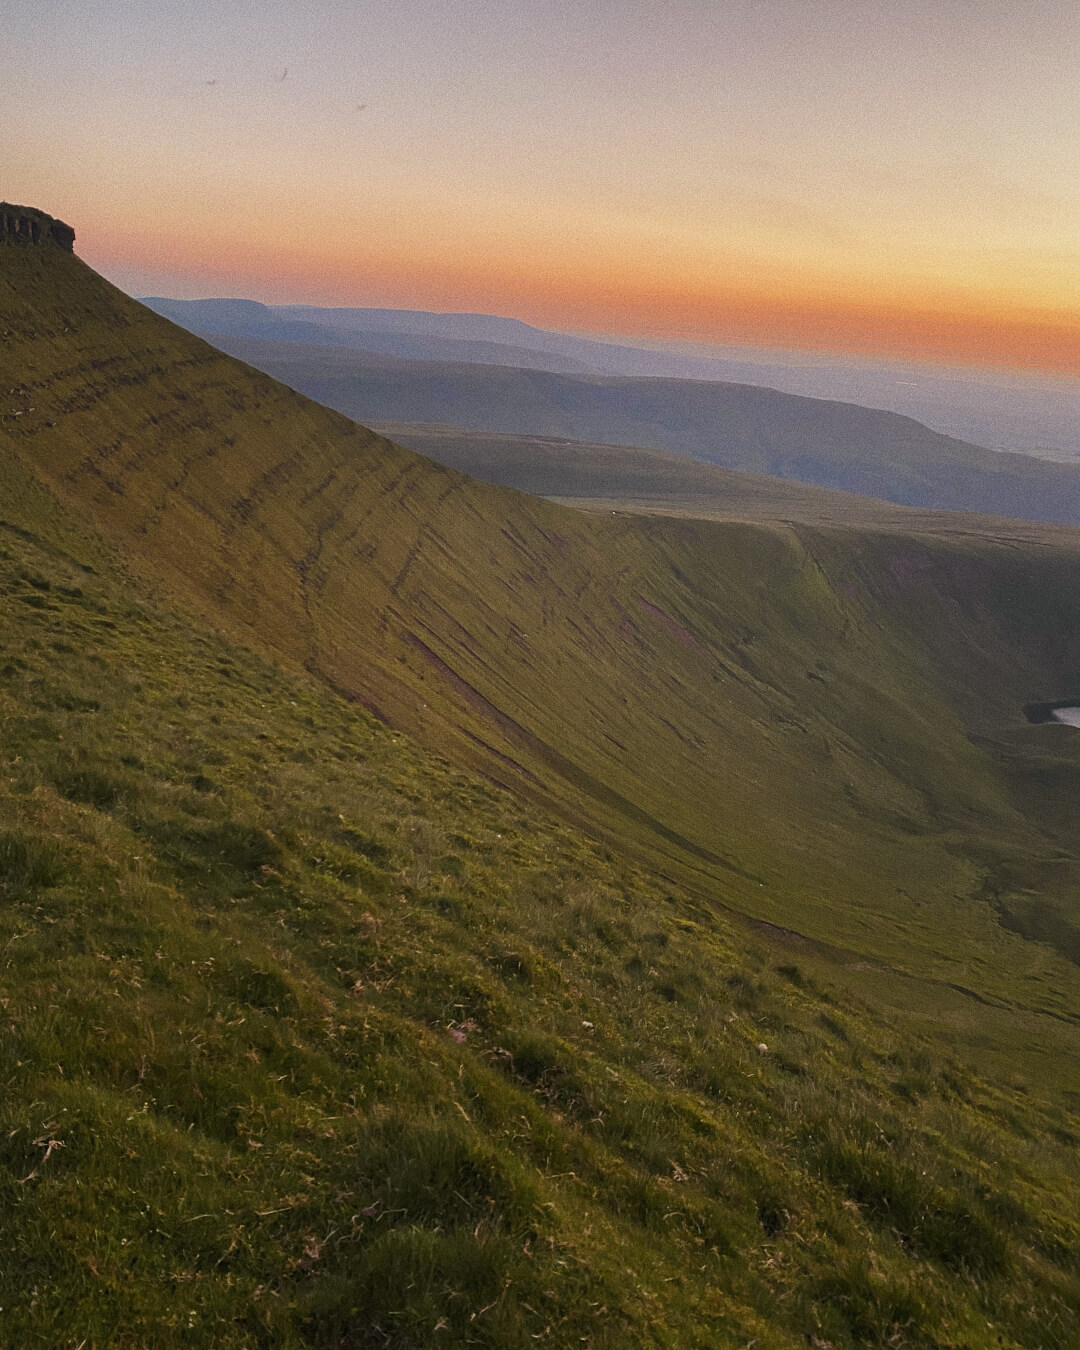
xmin=208 ymin=333 xmax=1080 ymax=528
xmin=5 ymin=240 xmax=1080 ymax=1103
xmin=2 ymin=467 xmax=1080 ymax=1350
xmin=3 ymin=215 xmax=1080 ymax=1345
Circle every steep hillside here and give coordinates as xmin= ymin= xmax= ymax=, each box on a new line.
xmin=5 ymin=201 xmax=1080 ymax=1347
xmin=206 ymin=332 xmax=1080 ymax=528
xmin=3 ymin=501 xmax=1079 ymax=1349
xmin=5 ymin=212 xmax=1080 ymax=1103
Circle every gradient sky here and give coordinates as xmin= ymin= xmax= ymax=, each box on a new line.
xmin=3 ymin=0 xmax=1079 ymax=372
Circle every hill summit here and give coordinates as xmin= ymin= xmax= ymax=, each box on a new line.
xmin=0 ymin=201 xmax=75 ymax=250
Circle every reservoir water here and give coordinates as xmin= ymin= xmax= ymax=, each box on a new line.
xmin=1022 ymin=701 xmax=1080 ymax=725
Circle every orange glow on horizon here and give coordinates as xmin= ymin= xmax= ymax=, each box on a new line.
xmin=7 ymin=1 xmax=1080 ymax=383
xmin=84 ymin=215 xmax=1080 ymax=379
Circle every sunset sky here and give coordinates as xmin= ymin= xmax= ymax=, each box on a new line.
xmin=3 ymin=0 xmax=1078 ymax=372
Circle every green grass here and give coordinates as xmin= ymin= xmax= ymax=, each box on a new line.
xmin=1 ymin=517 xmax=1079 ymax=1349
xmin=4 ymin=223 xmax=1080 ymax=1344
xmin=6 ymin=231 xmax=1080 ymax=1093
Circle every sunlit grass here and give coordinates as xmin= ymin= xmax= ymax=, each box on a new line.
xmin=0 ymin=521 xmax=1078 ymax=1348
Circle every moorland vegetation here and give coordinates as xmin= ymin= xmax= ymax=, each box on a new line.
xmin=2 ymin=205 xmax=1080 ymax=1348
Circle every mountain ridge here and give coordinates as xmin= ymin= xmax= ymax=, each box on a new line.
xmin=0 ymin=200 xmax=76 ymax=250
xmin=373 ymin=419 xmax=1080 ymax=540
xmin=200 ymin=331 xmax=1080 ymax=529
xmin=140 ymin=293 xmax=1080 ymax=458
xmin=141 ymin=296 xmax=600 ymax=375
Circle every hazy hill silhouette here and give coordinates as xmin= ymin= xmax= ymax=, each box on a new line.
xmin=206 ymin=331 xmax=1080 ymax=527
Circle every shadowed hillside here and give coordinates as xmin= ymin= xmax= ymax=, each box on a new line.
xmin=4 ymin=207 xmax=1080 ymax=1345
xmin=374 ymin=420 xmax=1080 ymax=540
xmin=5 ymin=488 xmax=1080 ymax=1349
xmin=206 ymin=332 xmax=1080 ymax=528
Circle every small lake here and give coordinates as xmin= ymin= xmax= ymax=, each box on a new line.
xmin=1024 ymin=701 xmax=1080 ymax=726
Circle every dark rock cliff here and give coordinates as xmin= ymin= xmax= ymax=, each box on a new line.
xmin=0 ymin=204 xmax=75 ymax=251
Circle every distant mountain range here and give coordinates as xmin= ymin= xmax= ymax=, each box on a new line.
xmin=141 ymin=296 xmax=602 ymax=375
xmin=142 ymin=295 xmax=1080 ymax=459
xmin=373 ymin=419 xmax=1080 ymax=543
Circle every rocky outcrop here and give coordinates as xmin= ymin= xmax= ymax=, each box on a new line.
xmin=0 ymin=204 xmax=75 ymax=251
